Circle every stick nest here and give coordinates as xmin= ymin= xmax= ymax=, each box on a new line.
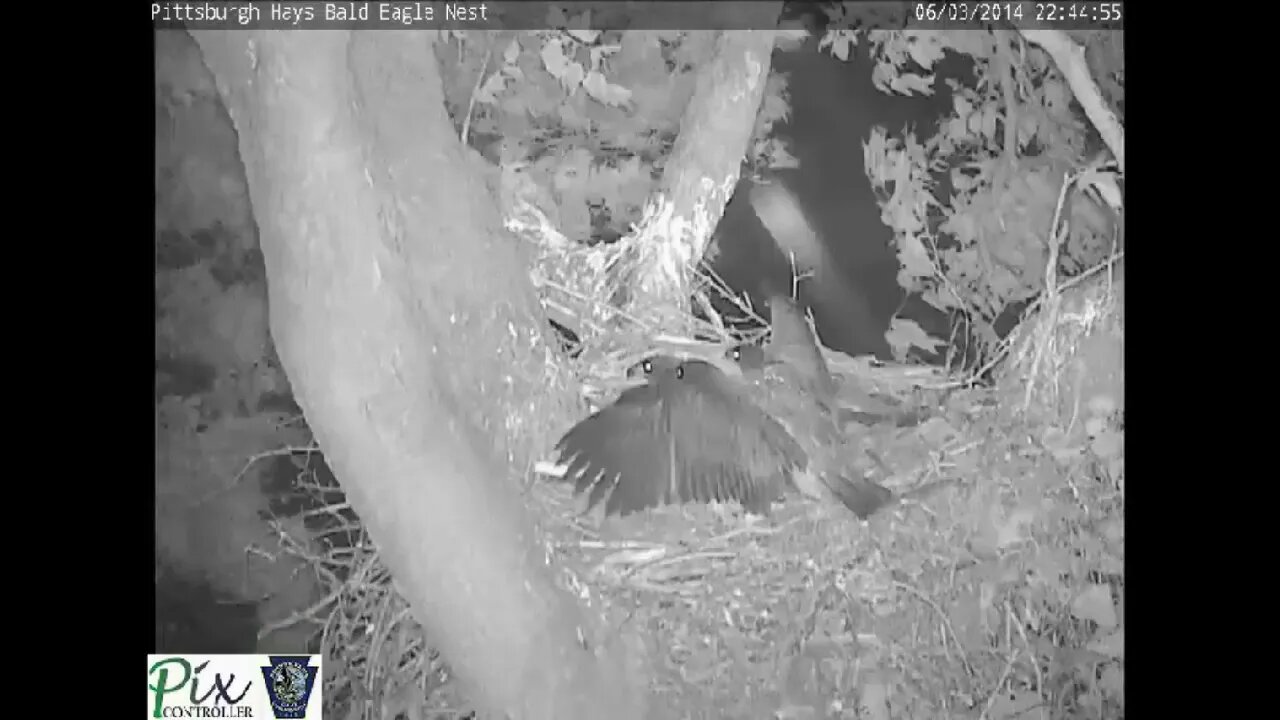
xmin=295 ymin=211 xmax=1124 ymax=719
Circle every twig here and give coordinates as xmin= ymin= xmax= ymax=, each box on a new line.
xmin=192 ymin=444 xmax=320 ymax=508
xmin=460 ymin=44 xmax=492 ymax=146
xmin=257 ymin=588 xmax=341 ymax=639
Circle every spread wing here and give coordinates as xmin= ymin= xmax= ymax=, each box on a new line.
xmin=819 ymin=473 xmax=894 ymax=518
xmin=553 ymin=360 xmax=807 ymax=516
xmin=669 ymin=363 xmax=807 ymax=513
xmin=554 ymin=383 xmax=674 ymax=516
xmin=722 ymin=356 xmax=904 ymax=518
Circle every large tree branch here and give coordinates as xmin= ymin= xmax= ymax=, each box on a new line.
xmin=190 ymin=29 xmax=646 ymax=719
xmin=619 ymin=21 xmax=781 ymax=325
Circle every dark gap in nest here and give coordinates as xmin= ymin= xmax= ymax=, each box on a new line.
xmin=693 ymin=261 xmax=771 ymax=346
xmin=548 ymin=317 xmax=583 ymax=358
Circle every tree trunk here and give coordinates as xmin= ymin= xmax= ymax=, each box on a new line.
xmin=190 ymin=29 xmax=646 ymax=719
xmin=619 ymin=20 xmax=781 ymax=325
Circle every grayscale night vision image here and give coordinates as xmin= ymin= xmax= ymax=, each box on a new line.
xmin=155 ymin=5 xmax=1124 ymax=717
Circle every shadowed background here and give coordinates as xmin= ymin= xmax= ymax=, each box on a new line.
xmin=703 ymin=16 xmax=977 ymax=363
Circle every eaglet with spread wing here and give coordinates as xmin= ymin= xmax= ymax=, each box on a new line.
xmin=549 ymin=292 xmax=950 ymax=519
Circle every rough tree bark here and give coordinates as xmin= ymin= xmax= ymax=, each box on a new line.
xmin=618 ymin=14 xmax=781 ymax=325
xmin=190 ymin=30 xmax=647 ymax=719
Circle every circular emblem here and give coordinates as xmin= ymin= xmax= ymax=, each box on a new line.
xmin=269 ymin=661 xmax=309 ymax=709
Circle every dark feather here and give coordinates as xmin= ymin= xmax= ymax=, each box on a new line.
xmin=552 ymin=357 xmax=804 ymax=516
xmin=822 ymin=475 xmax=959 ymax=519
xmin=821 ymin=475 xmax=895 ymax=519
xmin=554 ymin=382 xmax=666 ymax=513
xmin=553 ymin=353 xmax=935 ymax=521
xmin=728 ymin=342 xmax=909 ymax=518
xmin=763 ymin=294 xmax=837 ymax=399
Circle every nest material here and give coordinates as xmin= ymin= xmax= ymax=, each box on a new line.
xmin=309 ymin=289 xmax=1125 ymax=719
xmin=300 ymin=203 xmax=1125 ymax=717
xmin=999 ymin=255 xmax=1124 ymax=431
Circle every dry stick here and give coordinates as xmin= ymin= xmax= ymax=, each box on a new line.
xmin=1021 ymin=170 xmax=1072 ymax=412
xmin=967 ymin=249 xmax=1123 ymax=386
xmin=460 ymin=43 xmax=492 ymax=146
xmin=192 ymin=444 xmax=321 ymax=508
xmin=258 ymin=589 xmax=343 ymax=639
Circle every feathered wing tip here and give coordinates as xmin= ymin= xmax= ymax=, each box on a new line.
xmin=825 ymin=475 xmax=961 ymax=519
xmin=822 ymin=474 xmax=894 ymax=519
xmin=594 ymin=423 xmax=673 ymax=517
xmin=669 ymin=363 xmax=807 ymax=513
xmin=554 ymin=407 xmax=726 ymax=517
xmin=680 ymin=453 xmax=782 ymax=514
xmin=553 ymin=383 xmax=672 ymax=516
xmin=664 ymin=385 xmax=800 ymax=514
xmin=713 ymin=356 xmax=905 ymax=520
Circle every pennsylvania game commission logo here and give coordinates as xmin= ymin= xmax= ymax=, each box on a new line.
xmin=261 ymin=656 xmax=319 ymax=719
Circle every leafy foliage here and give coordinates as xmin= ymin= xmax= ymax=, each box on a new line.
xmin=817 ymin=23 xmax=1123 ymax=362
xmin=436 ymin=25 xmax=793 ymax=248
